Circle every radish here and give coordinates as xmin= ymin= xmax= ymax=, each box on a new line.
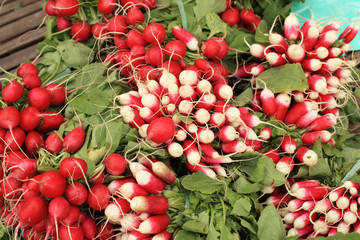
xmin=276 ymin=156 xmax=294 ymax=175
xmin=260 ymin=88 xmax=277 ymax=116
xmin=301 ymin=26 xmax=319 ymax=51
xmin=59 ymin=157 xmax=88 ymax=180
xmin=286 ymin=44 xmax=305 ymax=63
xmin=308 ymin=74 xmax=327 ymax=94
xmin=97 ymin=0 xmax=116 ymax=14
xmin=145 ymin=46 xmax=165 ymax=66
xmin=264 ymin=149 xmax=280 ymax=164
xmin=45 ymin=0 xmax=58 ymax=16
xmin=301 ymin=130 xmax=331 ymax=145
xmin=343 ymin=22 xmax=360 ymax=43
xmin=130 ymin=196 xmax=169 ymax=214
xmin=44 ymin=83 xmax=66 ymax=107
xmin=1 ymin=177 xmax=22 ymax=199
xmin=55 ymin=0 xmax=79 ymax=16
xmin=151 ymin=161 xmax=176 ymax=184
xmin=307 ymin=113 xmax=337 ymax=131
xmin=292 ymin=186 xmax=330 ymax=200
xmin=301 ymin=58 xmax=322 ymax=72
xmin=165 ymin=40 xmax=187 ymax=61
xmin=4 ymin=127 xmax=25 ymax=151
xmin=48 ymin=197 xmax=71 ymax=222
xmin=307 ymin=46 xmax=329 ymax=59
xmin=218 ymin=125 xmax=237 ymax=142
xmin=167 ymin=142 xmax=184 ymax=158
xmin=2 ymin=81 xmax=24 ymax=103
xmin=22 ymin=74 xmax=42 ymax=90
xmin=17 ymin=62 xmax=38 ymax=78
xmin=336 ymin=195 xmax=350 ymax=210
xmin=19 ymin=196 xmax=48 ymax=227
xmin=280 ymin=136 xmax=297 ymax=154
xmin=37 ymin=111 xmax=65 ymax=133
xmin=138 ymin=214 xmax=170 ymax=234
xmin=146 ymin=117 xmax=175 ymax=144
xmin=28 ymin=87 xmax=51 ymax=111
xmin=105 ymin=198 xmax=131 ymax=223
xmin=91 ymin=22 xmax=108 ymax=39
xmin=201 ymin=38 xmax=220 ymax=59
xmin=65 ymin=182 xmax=88 ymax=206
xmin=59 ymin=224 xmax=84 ymax=240
xmin=71 ymin=21 xmax=91 ymax=41
xmin=240 ymin=9 xmax=256 ymax=25
xmin=284 ymin=101 xmax=317 ymax=125
xmin=296 ymin=147 xmax=318 ymax=166
xmin=221 ymin=140 xmax=246 ymax=153
xmin=107 ymin=178 xmax=136 ymax=195
xmin=221 ymin=8 xmax=240 ymax=26
xmin=39 ymin=170 xmax=67 ymax=198
xmin=126 ymin=29 xmax=147 ymax=48
xmin=96 ymin=222 xmax=114 ymax=239
xmin=133 ymin=170 xmax=166 ymax=195
xmin=60 ymin=205 xmax=80 ymax=226
xmin=287 ymin=199 xmax=305 ymax=213
xmin=194 ymin=108 xmax=211 ymax=125
xmin=186 ymin=161 xmax=217 ymax=179
xmin=287 ymin=224 xmax=313 ymax=237
xmin=57 ymin=16 xmax=72 ymax=31
xmin=213 ymin=84 xmax=233 ymax=101
xmin=326 ymin=208 xmax=342 ymax=224
xmin=45 ymin=132 xmax=63 ymax=154
xmin=263 ymin=194 xmax=292 ymax=207
xmin=104 ymin=153 xmax=127 ymax=176
xmin=63 ymin=125 xmax=85 ymax=153
xmin=126 ymin=6 xmax=145 ymax=26
xmin=87 ymin=184 xmax=111 ymax=211
xmin=153 ymin=231 xmax=172 ymax=240
xmin=284 ymin=13 xmax=299 ymax=41
xmin=314 ymin=30 xmax=338 ymax=49
xmin=9 ymin=158 xmax=37 ymax=180
xmin=24 ymin=130 xmax=44 ymax=154
xmin=268 ymin=33 xmax=288 ymax=53
xmin=274 ymin=92 xmax=291 ymax=121
xmin=81 ymin=216 xmax=96 ymax=239
xmin=107 ymin=15 xmax=127 ymax=35
xmin=290 ymin=180 xmax=321 ymax=192
xmin=182 ymin=139 xmax=201 ymax=165
xmin=143 ymin=22 xmax=166 ymax=45
xmin=172 ymin=26 xmax=199 ymax=51
xmin=265 ymin=52 xmax=286 ymax=66
xmin=118 ymin=182 xmax=149 ymax=199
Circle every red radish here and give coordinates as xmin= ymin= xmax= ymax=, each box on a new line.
xmin=265 ymin=52 xmax=286 ymax=66
xmin=301 ymin=58 xmax=322 ymax=72
xmin=126 ymin=29 xmax=147 ymax=49
xmin=336 ymin=195 xmax=350 ymax=210
xmin=44 ymin=83 xmax=66 ymax=106
xmin=103 ymin=153 xmax=127 ymax=176
xmin=201 ymin=38 xmax=220 ymax=59
xmin=97 ymin=0 xmax=116 ymax=14
xmin=48 ymin=197 xmax=71 ymax=222
xmin=3 ymin=150 xmax=27 ymax=168
xmin=145 ymin=45 xmax=165 ymax=66
xmin=45 ymin=0 xmax=58 ymax=16
xmin=63 ymin=125 xmax=85 ymax=153
xmin=65 ymin=182 xmax=88 ymax=205
xmin=287 ymin=199 xmax=305 ymax=213
xmin=60 ymin=205 xmax=80 ymax=226
xmin=57 ymin=16 xmax=72 ymax=31
xmin=307 ymin=46 xmax=329 ymax=59
xmin=153 ymin=231 xmax=172 ymax=240
xmin=296 ymin=147 xmax=318 ymax=166
xmin=118 ymin=182 xmax=149 ymax=199
xmin=5 ymin=127 xmax=25 ymax=151
xmin=172 ymin=26 xmax=199 ymax=51
xmin=39 ymin=170 xmax=67 ymax=198
xmin=284 ymin=14 xmax=299 ymax=41
xmin=307 ymin=113 xmax=337 ymax=131
xmin=339 ymin=23 xmax=354 ymax=40
xmin=179 ymin=70 xmax=199 ymax=86
xmin=240 ymin=9 xmax=256 ymax=25
xmin=113 ymin=37 xmax=128 ymax=50
xmin=96 ymin=222 xmax=114 ymax=240
xmin=274 ymin=93 xmax=291 ymax=121
xmin=87 ymin=184 xmax=110 ymax=211
xmin=212 ymin=37 xmax=229 ymax=59
xmin=276 ymin=156 xmax=294 ymax=175
xmin=292 ymin=186 xmax=331 ymax=200
xmin=22 ymin=74 xmax=42 ymax=90
xmin=59 ymin=224 xmax=84 ymax=240
xmin=165 ymin=40 xmax=186 ymax=61
xmin=71 ymin=21 xmax=91 ymax=41
xmin=143 ymin=22 xmax=166 ymax=44
xmin=317 ymin=58 xmax=342 ymax=74
xmin=186 ymin=161 xmax=217 ymax=179
xmin=91 ymin=22 xmax=108 ymax=39
xmin=17 ymin=62 xmax=38 ymax=78
xmin=37 ymin=111 xmax=64 ymax=133
xmin=55 ymin=0 xmax=79 ymax=16
xmin=9 ymin=158 xmax=37 ymax=180
xmin=264 ymin=149 xmax=280 ymax=164
xmin=284 ymin=101 xmax=317 ymax=125
xmin=118 ymin=91 xmax=143 ymax=107
xmin=301 ymin=130 xmax=331 ymax=145
xmin=200 ymin=144 xmax=220 ymax=159
xmin=28 ymin=87 xmax=51 ymax=111
xmin=249 ymin=43 xmax=268 ymax=59
xmin=301 ymin=26 xmax=319 ymax=51
xmin=269 ymin=33 xmax=288 ymax=53
xmin=25 ymin=131 xmax=44 ymax=154
xmin=138 ymin=65 xmax=159 ymax=81
xmin=260 ymin=88 xmax=276 ymax=116
xmin=139 ymin=107 xmax=158 ymax=123
xmin=1 ymin=177 xmax=22 ymax=199
xmin=104 ymin=198 xmax=131 ymax=222
xmin=238 ymin=125 xmax=257 ymax=140
xmin=201 ymin=155 xmax=232 ymax=164
xmin=45 ymin=132 xmax=63 ymax=154
xmin=146 ymin=117 xmax=175 ymax=144
xmin=343 ymin=22 xmax=360 ymax=43
xmin=286 ymin=44 xmax=305 ymax=63
xmin=316 ymin=94 xmax=337 ymax=110
xmin=239 ymin=113 xmax=261 ymax=128
xmin=19 ymin=196 xmax=48 ymax=227
xmin=130 ymin=196 xmax=169 ymax=214
xmin=221 ymin=8 xmax=240 ymax=26
xmin=107 ymin=15 xmax=127 ymax=35
xmin=162 ymin=60 xmax=183 ymax=79
xmin=280 ymin=136 xmax=297 ymax=154
xmin=126 ymin=6 xmax=145 ymax=26
xmin=327 ymin=47 xmax=342 ymax=58
xmin=81 ymin=217 xmax=96 ymax=239
xmin=210 ymin=112 xmax=226 ymax=128
xmin=221 ymin=140 xmax=246 ymax=153
xmin=2 ymin=81 xmax=23 ymax=103
xmin=59 ymin=157 xmax=87 ymax=180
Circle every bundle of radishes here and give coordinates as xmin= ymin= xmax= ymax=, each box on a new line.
xmin=263 ymin=179 xmax=360 ymax=238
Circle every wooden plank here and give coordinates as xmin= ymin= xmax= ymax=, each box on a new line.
xmin=0 ymin=0 xmax=38 ymax=15
xmin=0 ymin=1 xmax=43 ymax=27
xmin=0 ymin=44 xmax=38 ymax=72
xmin=0 ymin=10 xmax=46 ymax=43
xmin=0 ymin=26 xmax=45 ymax=57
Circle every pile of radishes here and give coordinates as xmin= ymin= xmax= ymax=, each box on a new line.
xmin=264 ymin=179 xmax=360 ymax=237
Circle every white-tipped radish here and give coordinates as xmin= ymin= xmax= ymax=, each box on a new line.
xmin=269 ymin=33 xmax=288 ymax=53
xmin=284 ymin=13 xmax=300 ymax=41
xmin=218 ymin=125 xmax=237 ymax=142
xmin=274 ymin=92 xmax=291 ymax=121
xmin=260 ymin=88 xmax=277 ymax=116
xmin=296 ymin=147 xmax=318 ymax=166
xmin=179 ymin=70 xmax=199 ymax=86
xmin=182 ymin=139 xmax=201 ymax=165
xmin=308 ymin=74 xmax=327 ymax=94
xmin=307 ymin=46 xmax=329 ymax=59
xmin=286 ymin=44 xmax=305 ymax=63
xmin=301 ymin=26 xmax=319 ymax=51
xmin=276 ymin=156 xmax=294 ymax=175
xmin=167 ymin=142 xmax=184 ymax=158
xmin=221 ymin=140 xmax=246 ymax=153
xmin=301 ymin=59 xmax=322 ymax=72
xmin=172 ymin=26 xmax=199 ymax=51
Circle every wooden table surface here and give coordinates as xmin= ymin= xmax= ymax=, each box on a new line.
xmin=0 ymin=0 xmax=46 ymax=76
